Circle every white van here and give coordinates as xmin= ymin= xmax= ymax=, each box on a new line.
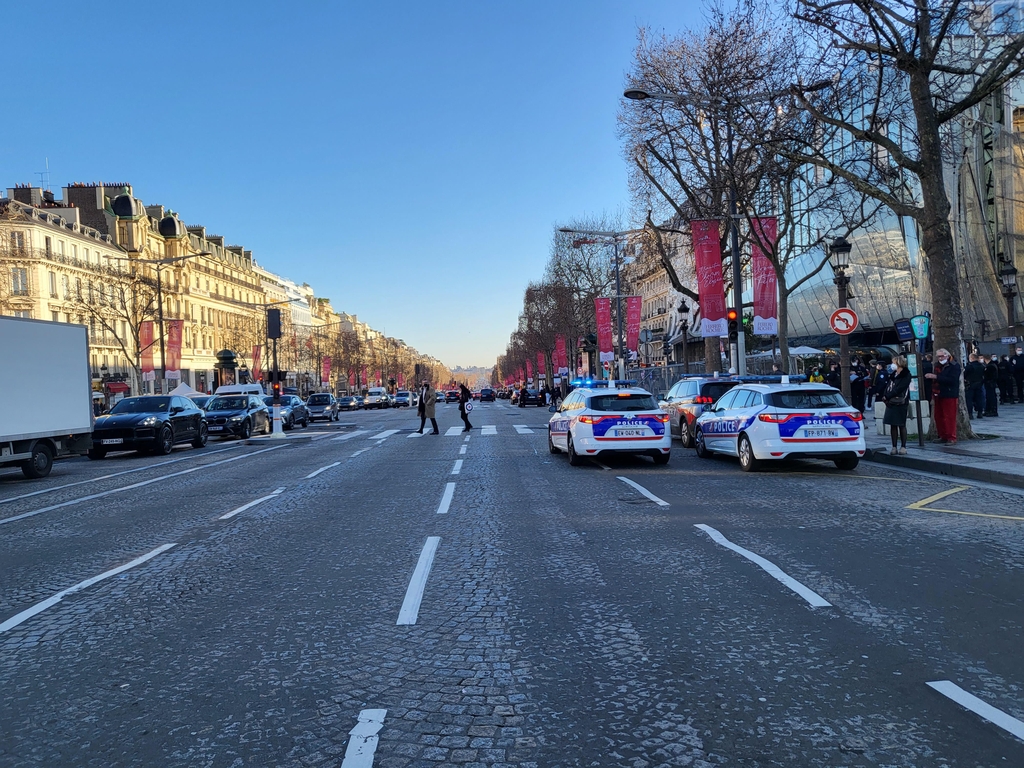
xmin=214 ymin=383 xmax=265 ymax=396
xmin=364 ymin=387 xmax=388 ymax=409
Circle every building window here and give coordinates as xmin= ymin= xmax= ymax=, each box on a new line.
xmin=52 ymin=310 xmax=59 ymax=322
xmin=75 ymin=278 xmax=83 ymax=301
xmin=11 ymin=267 xmax=28 ymax=296
xmin=13 ymin=310 xmax=30 ymax=318
xmin=48 ymin=271 xmax=57 ymax=298
xmin=45 ymin=236 xmax=52 ymax=255
xmin=10 ymin=231 xmax=26 ymax=251
xmin=72 ymin=244 xmax=78 ymax=261
xmin=59 ymin=241 xmax=65 ymax=256
xmin=62 ymin=274 xmax=70 ymax=298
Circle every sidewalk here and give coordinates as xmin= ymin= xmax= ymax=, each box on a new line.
xmin=863 ymin=400 xmax=1024 ymax=489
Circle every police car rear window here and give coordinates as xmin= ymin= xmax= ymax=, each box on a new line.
xmin=700 ymin=382 xmax=737 ymax=401
xmin=588 ymin=394 xmax=658 ymax=412
xmin=768 ymin=390 xmax=849 ymax=409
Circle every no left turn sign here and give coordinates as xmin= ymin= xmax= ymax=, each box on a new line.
xmin=830 ymin=308 xmax=859 ymax=335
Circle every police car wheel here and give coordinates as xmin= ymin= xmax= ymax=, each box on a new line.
xmin=679 ymin=420 xmax=692 ymax=448
xmin=652 ymin=451 xmax=670 ymax=465
xmin=548 ymin=429 xmax=560 ymax=454
xmin=834 ymin=456 xmax=859 ymax=471
xmin=567 ymin=435 xmax=583 ymax=466
xmin=694 ymin=428 xmax=711 ymax=459
xmin=738 ymin=435 xmax=759 ymax=472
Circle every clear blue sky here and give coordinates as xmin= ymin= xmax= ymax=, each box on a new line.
xmin=4 ymin=1 xmax=693 ymax=368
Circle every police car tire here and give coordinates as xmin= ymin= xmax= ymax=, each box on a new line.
xmin=652 ymin=451 xmax=670 ymax=465
xmin=679 ymin=420 xmax=692 ymax=448
xmin=738 ymin=435 xmax=759 ymax=472
xmin=548 ymin=430 xmax=560 ymax=454
xmin=834 ymin=456 xmax=859 ymax=471
xmin=567 ymin=435 xmax=583 ymax=466
xmin=694 ymin=428 xmax=711 ymax=459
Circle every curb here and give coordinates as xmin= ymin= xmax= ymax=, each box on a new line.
xmin=864 ymin=448 xmax=1024 ymax=490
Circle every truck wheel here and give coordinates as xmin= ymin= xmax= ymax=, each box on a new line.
xmin=88 ymin=448 xmax=107 ymax=460
xmin=22 ymin=443 xmax=53 ymax=479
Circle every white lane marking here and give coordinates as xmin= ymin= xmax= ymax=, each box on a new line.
xmin=481 ymin=425 xmax=497 ymax=435
xmin=370 ymin=429 xmax=400 ymax=440
xmin=407 ymin=431 xmax=426 ymax=438
xmin=513 ymin=424 xmax=534 ymax=434
xmin=617 ymin=476 xmax=669 ymax=506
xmin=0 ymin=444 xmax=242 ymax=507
xmin=436 ymin=482 xmax=456 ymax=515
xmin=695 ymin=524 xmax=832 ymax=608
xmin=0 ymin=543 xmax=177 ymax=633
xmin=459 ymin=445 xmax=467 ymax=455
xmin=340 ymin=708 xmax=388 ymax=767
xmin=593 ymin=460 xmax=612 ymax=471
xmin=464 ymin=435 xmax=470 ymax=443
xmin=309 ymin=432 xmax=336 ymax=441
xmin=926 ymin=680 xmax=1024 ymax=741
xmin=351 ymin=448 xmax=371 ymax=457
xmin=219 ymin=487 xmax=286 ymax=520
xmin=445 ymin=426 xmax=463 ymax=436
xmin=451 ymin=460 xmax=463 ymax=475
xmin=0 ymin=446 xmax=285 ymax=527
xmin=332 ymin=430 xmax=370 ymax=442
xmin=397 ymin=537 xmax=440 ymax=625
xmin=305 ymin=462 xmax=341 ymax=479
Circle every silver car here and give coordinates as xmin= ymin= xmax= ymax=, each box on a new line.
xmin=306 ymin=393 xmax=339 ymax=422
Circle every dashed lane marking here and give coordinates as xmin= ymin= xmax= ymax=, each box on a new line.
xmin=219 ymin=487 xmax=286 ymax=520
xmin=332 ymin=430 xmax=370 ymax=442
xmin=340 ymin=708 xmax=388 ymax=768
xmin=0 ymin=543 xmax=177 ymax=633
xmin=451 ymin=460 xmax=463 ymax=475
xmin=351 ymin=448 xmax=371 ymax=457
xmin=592 ymin=460 xmax=612 ymax=471
xmin=617 ymin=476 xmax=669 ymax=506
xmin=0 ymin=445 xmax=286 ymax=527
xmin=464 ymin=435 xmax=470 ymax=443
xmin=927 ymin=680 xmax=1024 ymax=742
xmin=436 ymin=482 xmax=456 ymax=514
xmin=695 ymin=524 xmax=832 ymax=608
xmin=906 ymin=486 xmax=1024 ymax=521
xmin=397 ymin=537 xmax=440 ymax=625
xmin=370 ymin=429 xmax=400 ymax=440
xmin=305 ymin=461 xmax=341 ymax=479
xmin=459 ymin=445 xmax=467 ymax=455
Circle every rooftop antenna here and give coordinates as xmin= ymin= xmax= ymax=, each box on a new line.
xmin=35 ymin=158 xmax=51 ymax=192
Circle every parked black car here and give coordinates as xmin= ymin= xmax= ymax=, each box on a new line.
xmin=90 ymin=395 xmax=208 ymax=458
xmin=262 ymin=394 xmax=309 ymax=430
xmin=204 ymin=394 xmax=271 ymax=439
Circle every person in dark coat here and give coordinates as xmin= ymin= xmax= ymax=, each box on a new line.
xmin=416 ymin=382 xmax=439 ymax=434
xmin=921 ymin=354 xmax=934 ymax=402
xmin=983 ymin=355 xmax=1000 ymax=417
xmin=868 ymin=361 xmax=887 ymax=409
xmin=458 ymin=383 xmax=474 ymax=432
xmin=998 ymin=354 xmax=1014 ymax=404
xmin=963 ymin=353 xmax=986 ymax=419
xmin=925 ymin=349 xmax=962 ymax=443
xmin=850 ymin=363 xmax=868 ymax=413
xmin=1012 ymin=346 xmax=1024 ymax=403
xmin=882 ymin=357 xmax=912 ymax=454
xmin=825 ymin=362 xmax=841 ymax=390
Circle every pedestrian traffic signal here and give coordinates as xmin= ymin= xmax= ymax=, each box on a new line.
xmin=271 ymin=381 xmax=282 ymax=401
xmin=727 ymin=309 xmax=739 ymax=342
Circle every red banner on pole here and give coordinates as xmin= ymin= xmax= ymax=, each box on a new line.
xmin=555 ymin=334 xmax=568 ymax=374
xmin=322 ymin=357 xmax=331 ymax=385
xmin=595 ymin=297 xmax=614 ymax=362
xmin=751 ymin=217 xmax=779 ymax=336
xmin=252 ymin=345 xmax=262 ymax=382
xmin=349 ymin=370 xmax=356 ymax=388
xmin=526 ymin=359 xmax=533 ymax=381
xmin=537 ymin=351 xmax=546 ymax=376
xmin=362 ymin=366 xmax=368 ymax=387
xmin=691 ymin=220 xmax=728 ymax=337
xmin=374 ymin=369 xmax=381 ymax=386
xmin=165 ymin=320 xmax=183 ymax=379
xmin=140 ymin=321 xmax=155 ymax=381
xmin=625 ymin=296 xmax=643 ymax=353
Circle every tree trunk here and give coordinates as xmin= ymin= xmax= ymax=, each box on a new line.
xmin=704 ymin=336 xmax=722 ymax=373
xmin=777 ymin=288 xmax=791 ymax=374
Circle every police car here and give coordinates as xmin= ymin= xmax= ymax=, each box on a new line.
xmin=692 ymin=382 xmax=865 ymax=471
xmin=547 ymin=384 xmax=671 ymax=466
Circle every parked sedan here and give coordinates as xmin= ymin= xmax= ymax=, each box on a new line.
xmin=262 ymin=394 xmax=309 ymax=430
xmin=306 ymin=392 xmax=340 ymax=422
xmin=204 ymin=394 xmax=271 ymax=439
xmin=90 ymin=395 xmax=208 ymax=458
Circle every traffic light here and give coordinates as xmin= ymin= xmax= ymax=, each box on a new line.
xmin=271 ymin=381 xmax=282 ymax=402
xmin=727 ymin=309 xmax=739 ymax=343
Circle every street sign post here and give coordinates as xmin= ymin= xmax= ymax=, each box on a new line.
xmin=906 ymin=353 xmax=925 ymax=447
xmin=910 ymin=315 xmax=930 ymax=340
xmin=894 ymin=318 xmax=914 ymax=343
xmin=830 ymin=308 xmax=859 ymax=335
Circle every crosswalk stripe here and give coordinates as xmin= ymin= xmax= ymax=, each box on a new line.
xmin=444 ymin=426 xmax=463 ymax=436
xmin=513 ymin=424 xmax=534 ymax=434
xmin=370 ymin=429 xmax=400 ymax=440
xmin=481 ymin=425 xmax=497 ymax=435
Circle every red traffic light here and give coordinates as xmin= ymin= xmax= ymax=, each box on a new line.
xmin=726 ymin=309 xmax=738 ymax=321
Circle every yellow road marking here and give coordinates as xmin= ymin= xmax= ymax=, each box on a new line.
xmin=906 ymin=486 xmax=1024 ymax=521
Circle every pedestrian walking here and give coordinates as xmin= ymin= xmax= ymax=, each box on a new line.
xmin=458 ymin=383 xmax=473 ymax=432
xmin=1012 ymin=346 xmax=1024 ymax=403
xmin=983 ymin=355 xmax=999 ymax=417
xmin=925 ymin=348 xmax=962 ymax=444
xmin=882 ymin=357 xmax=911 ymax=454
xmin=416 ymin=382 xmax=439 ymax=434
xmin=964 ymin=353 xmax=986 ymax=419
xmin=518 ymin=383 xmax=528 ymax=408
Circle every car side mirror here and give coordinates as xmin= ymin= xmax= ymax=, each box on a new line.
xmin=172 ymin=405 xmax=184 ymax=414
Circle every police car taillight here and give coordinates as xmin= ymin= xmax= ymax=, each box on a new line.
xmin=646 ymin=413 xmax=670 ymax=423
xmin=758 ymin=412 xmax=812 ymax=423
xmin=831 ymin=411 xmax=864 ymax=421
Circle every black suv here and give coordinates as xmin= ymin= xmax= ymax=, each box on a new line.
xmin=479 ymin=388 xmax=495 ymax=402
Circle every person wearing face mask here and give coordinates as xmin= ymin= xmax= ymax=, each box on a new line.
xmin=963 ymin=353 xmax=986 ymax=419
xmin=882 ymin=356 xmax=912 ymax=454
xmin=998 ymin=354 xmax=1014 ymax=404
xmin=924 ymin=348 xmax=962 ymax=443
xmin=983 ymin=355 xmax=1000 ymax=417
xmin=1012 ymin=347 xmax=1024 ymax=404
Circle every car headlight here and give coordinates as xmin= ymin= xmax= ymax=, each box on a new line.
xmin=139 ymin=416 xmax=159 ymax=426
xmin=229 ymin=415 xmax=243 ymax=422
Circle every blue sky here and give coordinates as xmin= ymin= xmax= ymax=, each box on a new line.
xmin=4 ymin=1 xmax=693 ymax=368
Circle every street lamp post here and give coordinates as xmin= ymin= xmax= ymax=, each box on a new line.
xmin=678 ymin=300 xmax=690 ymax=374
xmin=830 ymin=236 xmax=853 ymax=401
xmin=1001 ymin=266 xmax=1018 ymax=352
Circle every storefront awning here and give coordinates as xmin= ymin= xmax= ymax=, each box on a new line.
xmin=105 ymin=381 xmax=130 ymax=393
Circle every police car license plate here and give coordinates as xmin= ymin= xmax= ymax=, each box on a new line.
xmin=208 ymin=426 xmax=223 ymax=432
xmin=804 ymin=428 xmax=840 ymax=438
xmin=615 ymin=428 xmax=647 ymax=437
xmin=101 ymin=438 xmax=123 ymax=445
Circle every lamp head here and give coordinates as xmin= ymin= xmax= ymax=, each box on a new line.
xmin=623 ymin=89 xmax=651 ymax=101
xmin=829 ymin=236 xmax=853 ymax=270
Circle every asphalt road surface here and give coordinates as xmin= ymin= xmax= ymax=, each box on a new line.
xmin=2 ymin=400 xmax=1023 ymax=767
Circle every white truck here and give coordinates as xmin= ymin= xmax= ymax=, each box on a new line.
xmin=0 ymin=317 xmax=94 ymax=479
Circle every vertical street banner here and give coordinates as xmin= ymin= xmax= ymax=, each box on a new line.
xmin=165 ymin=320 xmax=183 ymax=379
xmin=537 ymin=351 xmax=546 ymax=377
xmin=526 ymin=359 xmax=533 ymax=382
xmin=397 ymin=372 xmax=404 ymax=388
xmin=349 ymin=371 xmax=356 ymax=389
xmin=517 ymin=368 xmax=524 ymax=384
xmin=750 ymin=216 xmax=779 ymax=336
xmin=321 ymin=357 xmax=331 ymax=386
xmin=555 ymin=334 xmax=569 ymax=375
xmin=362 ymin=366 xmax=368 ymax=388
xmin=625 ymin=296 xmax=643 ymax=352
xmin=375 ymin=369 xmax=381 ymax=386
xmin=595 ymin=297 xmax=614 ymax=362
xmin=140 ymin=321 xmax=155 ymax=381
xmin=691 ymin=220 xmax=728 ymax=337
xmin=252 ymin=345 xmax=262 ymax=383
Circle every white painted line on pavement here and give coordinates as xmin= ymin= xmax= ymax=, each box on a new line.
xmin=459 ymin=445 xmax=467 ymax=455
xmin=0 ymin=543 xmax=177 ymax=633
xmin=513 ymin=424 xmax=534 ymax=434
xmin=397 ymin=537 xmax=440 ymax=625
xmin=332 ymin=430 xmax=370 ymax=442
xmin=370 ymin=429 xmax=400 ymax=440
xmin=340 ymin=708 xmax=388 ymax=767
xmin=436 ymin=482 xmax=456 ymax=515
xmin=351 ymin=448 xmax=371 ymax=457
xmin=304 ymin=462 xmax=341 ymax=479
xmin=927 ymin=680 xmax=1024 ymax=741
xmin=592 ymin=460 xmax=612 ymax=471
xmin=0 ymin=443 xmax=243 ymax=507
xmin=481 ymin=425 xmax=497 ymax=435
xmin=445 ymin=426 xmax=463 ymax=436
xmin=219 ymin=487 xmax=286 ymax=520
xmin=464 ymin=435 xmax=470 ymax=442
xmin=1 ymin=445 xmax=285 ymax=527
xmin=695 ymin=524 xmax=832 ymax=608
xmin=407 ymin=431 xmax=425 ymax=438
xmin=617 ymin=477 xmax=669 ymax=506
xmin=451 ymin=460 xmax=463 ymax=475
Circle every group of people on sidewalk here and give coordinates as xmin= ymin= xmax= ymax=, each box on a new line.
xmin=415 ymin=382 xmax=475 ymax=434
